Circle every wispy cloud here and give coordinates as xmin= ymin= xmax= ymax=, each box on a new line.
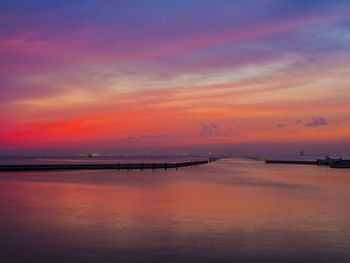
xmin=1 ymin=1 xmax=350 ymax=150
xmin=126 ymin=135 xmax=169 ymax=140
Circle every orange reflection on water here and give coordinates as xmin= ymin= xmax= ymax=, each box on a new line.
xmin=1 ymin=166 xmax=349 ymax=236
xmin=1 ymin=159 xmax=350 ymax=262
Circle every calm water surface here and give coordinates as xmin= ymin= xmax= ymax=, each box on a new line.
xmin=1 ymin=158 xmax=350 ymax=262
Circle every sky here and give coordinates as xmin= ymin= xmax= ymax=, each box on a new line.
xmin=1 ymin=0 xmax=350 ymax=155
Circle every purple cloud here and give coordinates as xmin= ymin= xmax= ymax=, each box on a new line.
xmin=305 ymin=117 xmax=328 ymax=127
xmin=200 ymin=122 xmax=219 ymax=135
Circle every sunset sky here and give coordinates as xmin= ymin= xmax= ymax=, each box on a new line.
xmin=1 ymin=0 xmax=350 ymax=155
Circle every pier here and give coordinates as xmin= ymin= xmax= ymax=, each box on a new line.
xmin=0 ymin=160 xmax=213 ymax=172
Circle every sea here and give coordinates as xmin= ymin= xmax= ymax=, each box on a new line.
xmin=0 ymin=155 xmax=350 ymax=263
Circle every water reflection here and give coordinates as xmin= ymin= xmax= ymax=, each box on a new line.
xmin=1 ymin=158 xmax=350 ymax=262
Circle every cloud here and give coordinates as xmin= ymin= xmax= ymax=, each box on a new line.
xmin=199 ymin=122 xmax=219 ymax=135
xmin=305 ymin=117 xmax=328 ymax=127
xmin=126 ymin=135 xmax=169 ymax=140
xmin=296 ymin=120 xmax=303 ymax=124
xmin=277 ymin=123 xmax=285 ymax=127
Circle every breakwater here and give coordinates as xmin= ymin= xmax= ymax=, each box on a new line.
xmin=0 ymin=160 xmax=213 ymax=172
xmin=265 ymin=159 xmax=350 ymax=168
xmin=265 ymin=160 xmax=317 ymax=165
